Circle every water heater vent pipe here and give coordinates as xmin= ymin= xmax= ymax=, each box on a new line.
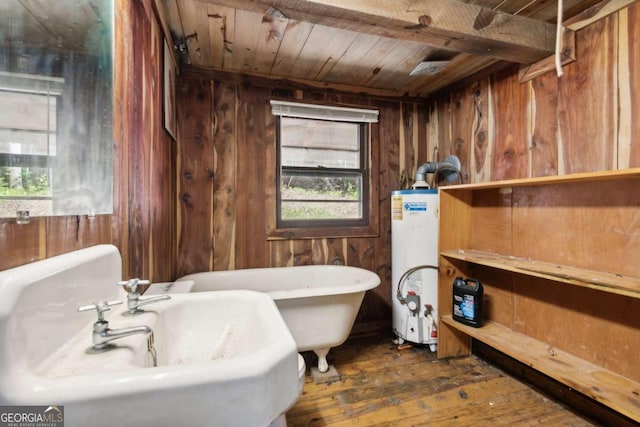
xmin=413 ymin=155 xmax=462 ymax=189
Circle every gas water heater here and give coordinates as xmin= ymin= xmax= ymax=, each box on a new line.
xmin=391 ymin=189 xmax=439 ymax=350
xmin=391 ymin=156 xmax=461 ymax=351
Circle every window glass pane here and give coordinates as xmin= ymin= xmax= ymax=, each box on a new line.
xmin=0 ymin=129 xmax=57 ymax=156
xmin=280 ymin=117 xmax=360 ymax=168
xmin=0 ymin=91 xmax=57 ymax=131
xmin=281 ymin=172 xmax=362 ymax=220
xmin=0 ymin=90 xmax=56 ymax=217
xmin=282 ymin=201 xmax=361 ymax=220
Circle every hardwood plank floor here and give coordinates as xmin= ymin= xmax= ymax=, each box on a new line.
xmin=287 ymin=327 xmax=601 ymax=426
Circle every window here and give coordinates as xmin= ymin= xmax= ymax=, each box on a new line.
xmin=271 ymin=101 xmax=378 ymax=233
xmin=0 ymin=73 xmax=62 ymax=217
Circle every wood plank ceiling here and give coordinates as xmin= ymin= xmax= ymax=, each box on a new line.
xmin=0 ymin=0 xmax=111 ymax=53
xmin=159 ymin=0 xmax=606 ymax=98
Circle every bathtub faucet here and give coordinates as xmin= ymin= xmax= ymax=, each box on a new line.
xmin=118 ymin=278 xmax=171 ymax=315
xmin=77 ymin=300 xmax=152 ymax=350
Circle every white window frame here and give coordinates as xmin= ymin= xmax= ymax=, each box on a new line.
xmin=271 ymin=100 xmax=379 ymax=232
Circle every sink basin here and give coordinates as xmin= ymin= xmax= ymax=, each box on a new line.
xmin=0 ymin=245 xmax=300 ymax=427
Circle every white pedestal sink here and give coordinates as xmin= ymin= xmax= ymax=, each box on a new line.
xmin=0 ymin=245 xmax=301 ymax=427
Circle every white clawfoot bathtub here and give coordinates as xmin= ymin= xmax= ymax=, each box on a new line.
xmin=172 ymin=265 xmax=380 ymax=373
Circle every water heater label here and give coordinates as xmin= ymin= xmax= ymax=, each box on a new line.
xmin=403 ymin=201 xmax=427 ymax=214
xmin=392 ymin=195 xmax=404 ymax=220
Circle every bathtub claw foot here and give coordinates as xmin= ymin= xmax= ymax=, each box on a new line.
xmin=313 ymin=348 xmax=331 ymax=373
xmin=318 ymin=357 xmax=328 ymax=373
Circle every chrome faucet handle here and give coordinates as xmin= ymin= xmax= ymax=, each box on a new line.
xmin=78 ymin=300 xmax=123 ymax=322
xmin=118 ymin=278 xmax=151 ymax=294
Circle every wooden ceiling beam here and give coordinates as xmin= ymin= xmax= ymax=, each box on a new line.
xmin=564 ymin=0 xmax=639 ymax=30
xmin=198 ymin=0 xmax=562 ymax=64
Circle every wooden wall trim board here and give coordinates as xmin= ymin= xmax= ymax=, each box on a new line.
xmin=518 ymin=29 xmax=576 ymax=83
xmin=564 ymin=0 xmax=640 ymax=30
xmin=183 ymin=66 xmax=429 ymax=102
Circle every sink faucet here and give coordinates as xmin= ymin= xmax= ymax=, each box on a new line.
xmin=118 ymin=278 xmax=171 ymax=315
xmin=77 ymin=300 xmax=151 ymax=350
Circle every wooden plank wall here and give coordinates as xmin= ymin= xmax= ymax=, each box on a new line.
xmin=430 ymin=3 xmax=640 ymax=180
xmin=175 ymin=77 xmax=435 ymax=323
xmin=120 ymin=0 xmax=177 ymax=282
xmin=175 ymin=3 xmax=640 ymax=324
xmin=0 ymin=0 xmax=176 ymax=284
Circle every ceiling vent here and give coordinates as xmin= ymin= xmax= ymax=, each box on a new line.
xmin=410 ymin=60 xmax=451 ymax=76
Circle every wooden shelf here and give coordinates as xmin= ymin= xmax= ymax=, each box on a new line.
xmin=441 ymin=249 xmax=640 ymax=299
xmin=437 ymin=170 xmax=640 ymax=420
xmin=441 ymin=167 xmax=640 ymax=190
xmin=440 ymin=316 xmax=640 ymax=423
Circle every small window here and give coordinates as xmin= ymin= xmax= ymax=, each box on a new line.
xmin=0 ymin=73 xmax=62 ymax=217
xmin=271 ymin=101 xmax=378 ymax=231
